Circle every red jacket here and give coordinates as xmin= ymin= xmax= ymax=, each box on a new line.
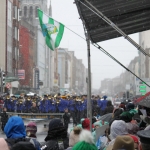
xmin=0 ymin=100 xmax=4 ymax=109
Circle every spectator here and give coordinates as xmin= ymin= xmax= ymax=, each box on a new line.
xmin=0 ymin=97 xmax=4 ymax=113
xmin=112 ymin=135 xmax=134 ymax=150
xmin=106 ymin=120 xmax=128 ymax=150
xmin=26 ymin=122 xmax=37 ymax=138
xmin=104 ymin=101 xmax=114 ymax=114
xmin=66 ymin=126 xmax=82 ymax=150
xmin=120 ymin=111 xmax=134 ymax=123
xmin=0 ymin=107 xmax=8 ymax=131
xmin=72 ymin=129 xmax=98 ymax=150
xmin=63 ymin=108 xmax=70 ymax=130
xmin=101 ymin=96 xmax=108 ymax=115
xmin=26 ymin=122 xmax=41 ymax=150
xmin=137 ymin=130 xmax=150 ymax=150
xmin=41 ymin=118 xmax=69 ymax=150
xmin=129 ymin=135 xmax=142 ymax=150
xmin=82 ymin=118 xmax=90 ymax=131
xmin=0 ymin=138 xmax=9 ymax=150
xmin=4 ymin=116 xmax=36 ymax=150
xmin=120 ymin=111 xmax=139 ymax=134
xmin=126 ymin=103 xmax=135 ymax=111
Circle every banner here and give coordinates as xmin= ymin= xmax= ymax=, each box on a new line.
xmin=18 ymin=70 xmax=25 ymax=79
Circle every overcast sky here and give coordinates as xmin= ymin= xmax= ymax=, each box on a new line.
xmin=48 ymin=0 xmax=139 ymax=89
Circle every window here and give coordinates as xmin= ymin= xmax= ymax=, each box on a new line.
xmin=24 ymin=6 xmax=27 ymax=17
xmin=29 ymin=6 xmax=33 ymax=16
xmin=35 ymin=6 xmax=38 ymax=18
xmin=8 ymin=1 xmax=12 ymax=27
xmin=13 ymin=6 xmax=17 ymax=19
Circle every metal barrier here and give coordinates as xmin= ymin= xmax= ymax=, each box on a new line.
xmin=7 ymin=112 xmax=64 ymax=121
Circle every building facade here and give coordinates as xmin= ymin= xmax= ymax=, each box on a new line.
xmin=0 ymin=0 xmax=20 ymax=94
xmin=19 ymin=0 xmax=54 ymax=94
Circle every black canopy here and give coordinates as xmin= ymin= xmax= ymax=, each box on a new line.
xmin=75 ymin=0 xmax=150 ymax=43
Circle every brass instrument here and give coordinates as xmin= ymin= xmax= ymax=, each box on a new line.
xmin=27 ymin=97 xmax=31 ymax=101
xmin=6 ymin=96 xmax=10 ymax=100
xmin=61 ymin=95 xmax=67 ymax=99
xmin=56 ymin=99 xmax=60 ymax=104
xmin=48 ymin=95 xmax=52 ymax=100
xmin=54 ymin=94 xmax=57 ymax=98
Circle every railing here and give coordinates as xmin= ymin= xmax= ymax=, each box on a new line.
xmin=7 ymin=112 xmax=64 ymax=121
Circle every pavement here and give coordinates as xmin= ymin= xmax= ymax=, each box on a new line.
xmin=0 ymin=120 xmax=73 ymax=142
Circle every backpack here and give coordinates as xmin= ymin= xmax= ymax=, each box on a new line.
xmin=6 ymin=138 xmax=39 ymax=150
xmin=41 ymin=139 xmax=65 ymax=150
xmin=30 ymin=138 xmax=41 ymax=150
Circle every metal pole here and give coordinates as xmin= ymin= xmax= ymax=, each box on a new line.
xmin=86 ymin=33 xmax=92 ymax=131
xmin=0 ymin=68 xmax=1 ymax=93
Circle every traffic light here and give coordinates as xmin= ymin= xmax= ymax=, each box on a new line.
xmin=1 ymin=71 xmax=5 ymax=86
xmin=123 ymin=92 xmax=126 ymax=98
xmin=126 ymin=91 xmax=129 ymax=98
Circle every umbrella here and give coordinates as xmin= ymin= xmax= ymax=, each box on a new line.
xmin=98 ymin=113 xmax=113 ymax=123
xmin=135 ymin=92 xmax=150 ymax=108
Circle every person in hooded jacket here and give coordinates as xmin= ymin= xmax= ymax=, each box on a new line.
xmin=4 ymin=116 xmax=36 ymax=150
xmin=41 ymin=118 xmax=69 ymax=150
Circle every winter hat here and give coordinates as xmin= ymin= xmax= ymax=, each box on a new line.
xmin=110 ymin=120 xmax=128 ymax=140
xmin=72 ymin=130 xmax=98 ymax=150
xmin=69 ymin=127 xmax=82 ymax=147
xmin=0 ymin=138 xmax=9 ymax=150
xmin=126 ymin=103 xmax=135 ymax=111
xmin=48 ymin=118 xmax=63 ymax=131
xmin=82 ymin=118 xmax=90 ymax=130
xmin=103 ymin=96 xmax=107 ymax=99
xmin=26 ymin=122 xmax=37 ymax=137
xmin=112 ymin=135 xmax=134 ymax=150
xmin=120 ymin=111 xmax=134 ymax=122
xmin=81 ymin=118 xmax=85 ymax=123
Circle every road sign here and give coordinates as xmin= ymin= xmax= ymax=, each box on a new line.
xmin=135 ymin=78 xmax=150 ymax=96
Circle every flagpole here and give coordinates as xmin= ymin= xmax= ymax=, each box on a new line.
xmin=83 ymin=23 xmax=92 ymax=131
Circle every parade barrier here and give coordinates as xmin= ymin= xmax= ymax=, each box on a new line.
xmin=7 ymin=112 xmax=64 ymax=121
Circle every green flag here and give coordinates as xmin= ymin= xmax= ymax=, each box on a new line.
xmin=38 ymin=9 xmax=64 ymax=51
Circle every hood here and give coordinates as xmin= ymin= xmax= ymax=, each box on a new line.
xmin=110 ymin=120 xmax=128 ymax=140
xmin=4 ymin=116 xmax=26 ymax=138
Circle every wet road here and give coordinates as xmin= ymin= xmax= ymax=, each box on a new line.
xmin=0 ymin=120 xmax=73 ymax=142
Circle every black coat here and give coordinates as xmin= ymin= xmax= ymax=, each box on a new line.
xmin=0 ymin=111 xmax=8 ymax=123
xmin=6 ymin=138 xmax=36 ymax=150
xmin=63 ymin=113 xmax=70 ymax=124
xmin=42 ymin=127 xmax=69 ymax=150
xmin=41 ymin=138 xmax=69 ymax=150
xmin=30 ymin=107 xmax=39 ymax=113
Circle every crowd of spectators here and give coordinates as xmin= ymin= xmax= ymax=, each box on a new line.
xmin=0 ymin=99 xmax=150 ymax=150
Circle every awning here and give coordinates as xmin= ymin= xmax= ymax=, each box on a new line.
xmin=135 ymin=92 xmax=150 ymax=108
xmin=5 ymin=77 xmax=19 ymax=83
xmin=75 ymin=0 xmax=150 ymax=43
